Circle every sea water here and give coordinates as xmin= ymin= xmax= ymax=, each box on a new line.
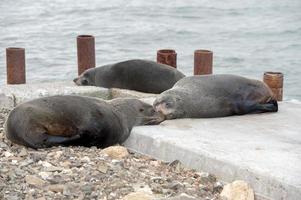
xmin=0 ymin=0 xmax=300 ymax=100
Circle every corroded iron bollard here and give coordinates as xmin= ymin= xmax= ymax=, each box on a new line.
xmin=263 ymin=72 xmax=284 ymax=101
xmin=6 ymin=47 xmax=26 ymax=84
xmin=77 ymin=35 xmax=96 ymax=75
xmin=157 ymin=49 xmax=177 ymax=68
xmin=194 ymin=50 xmax=213 ymax=75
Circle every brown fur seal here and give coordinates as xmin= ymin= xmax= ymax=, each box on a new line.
xmin=153 ymin=74 xmax=278 ymax=119
xmin=5 ymin=95 xmax=164 ymax=149
xmin=73 ymin=59 xmax=185 ymax=94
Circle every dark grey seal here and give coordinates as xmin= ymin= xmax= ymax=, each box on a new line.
xmin=73 ymin=59 xmax=185 ymax=94
xmin=5 ymin=95 xmax=164 ymax=149
xmin=153 ymin=74 xmax=278 ymax=119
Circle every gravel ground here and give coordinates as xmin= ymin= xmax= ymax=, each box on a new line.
xmin=0 ymin=108 xmax=223 ymax=200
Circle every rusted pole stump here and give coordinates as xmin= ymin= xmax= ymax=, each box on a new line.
xmin=263 ymin=72 xmax=284 ymax=101
xmin=157 ymin=49 xmax=177 ymax=68
xmin=77 ymin=35 xmax=96 ymax=75
xmin=6 ymin=47 xmax=26 ymax=84
xmin=194 ymin=49 xmax=213 ymax=75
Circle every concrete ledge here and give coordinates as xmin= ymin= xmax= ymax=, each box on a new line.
xmin=124 ymin=102 xmax=301 ymax=200
xmin=0 ymin=82 xmax=110 ymax=108
xmin=0 ymin=83 xmax=158 ymax=109
xmin=109 ymin=88 xmax=157 ymax=99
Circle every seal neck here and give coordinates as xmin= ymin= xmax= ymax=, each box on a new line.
xmin=110 ymin=99 xmax=139 ymax=129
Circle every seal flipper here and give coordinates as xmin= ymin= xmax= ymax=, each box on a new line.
xmin=251 ymin=99 xmax=278 ymax=113
xmin=234 ymin=99 xmax=278 ymax=115
xmin=45 ymin=134 xmax=81 ymax=146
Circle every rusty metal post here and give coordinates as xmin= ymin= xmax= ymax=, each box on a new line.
xmin=157 ymin=49 xmax=177 ymax=68
xmin=6 ymin=47 xmax=26 ymax=84
xmin=194 ymin=49 xmax=213 ymax=75
xmin=77 ymin=35 xmax=96 ymax=75
xmin=263 ymin=72 xmax=284 ymax=101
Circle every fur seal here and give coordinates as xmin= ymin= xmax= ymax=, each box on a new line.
xmin=73 ymin=59 xmax=185 ymax=94
xmin=153 ymin=74 xmax=278 ymax=119
xmin=5 ymin=95 xmax=164 ymax=149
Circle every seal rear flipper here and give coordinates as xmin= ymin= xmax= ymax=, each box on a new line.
xmin=252 ymin=99 xmax=278 ymax=113
xmin=233 ymin=99 xmax=278 ymax=115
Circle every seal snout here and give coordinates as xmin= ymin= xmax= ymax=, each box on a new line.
xmin=144 ymin=112 xmax=165 ymax=125
xmin=154 ymin=102 xmax=169 ymax=116
xmin=73 ymin=77 xmax=79 ymax=85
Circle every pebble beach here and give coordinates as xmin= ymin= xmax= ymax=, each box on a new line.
xmin=0 ymin=108 xmax=223 ymax=200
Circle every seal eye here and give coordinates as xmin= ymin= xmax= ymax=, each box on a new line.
xmin=139 ymin=108 xmax=144 ymax=112
xmin=81 ymin=79 xmax=88 ymax=85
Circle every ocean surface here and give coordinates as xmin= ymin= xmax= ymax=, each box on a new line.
xmin=0 ymin=0 xmax=300 ymax=100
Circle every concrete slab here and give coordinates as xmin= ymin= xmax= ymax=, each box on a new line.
xmin=109 ymin=88 xmax=157 ymax=99
xmin=124 ymin=102 xmax=301 ymax=200
xmin=0 ymin=81 xmax=110 ymax=108
xmin=0 ymin=82 xmax=157 ymax=109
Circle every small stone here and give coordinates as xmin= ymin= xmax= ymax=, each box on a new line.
xmin=45 ymin=166 xmax=63 ymax=172
xmin=163 ymin=193 xmax=198 ymax=200
xmin=19 ymin=159 xmax=34 ymax=167
xmin=41 ymin=161 xmax=53 ymax=168
xmin=123 ymin=191 xmax=155 ymax=200
xmin=81 ymin=184 xmax=93 ymax=194
xmin=150 ymin=160 xmax=160 ymax=167
xmin=11 ymin=160 xmax=18 ymax=164
xmin=199 ymin=183 xmax=214 ymax=192
xmin=97 ymin=163 xmax=108 ymax=173
xmin=151 ymin=177 xmax=165 ymax=184
xmin=220 ymin=180 xmax=254 ymax=200
xmin=4 ymin=151 xmax=13 ymax=157
xmin=81 ymin=156 xmax=90 ymax=162
xmin=25 ymin=175 xmax=46 ymax=187
xmin=168 ymin=181 xmax=184 ymax=190
xmin=168 ymin=160 xmax=183 ymax=173
xmin=18 ymin=148 xmax=28 ymax=157
xmin=47 ymin=184 xmax=65 ymax=193
xmin=31 ymin=152 xmax=46 ymax=162
xmin=35 ymin=197 xmax=46 ymax=200
xmin=47 ymin=175 xmax=62 ymax=184
xmin=101 ymin=146 xmax=129 ymax=159
xmin=54 ymin=151 xmax=63 ymax=159
xmin=63 ymin=183 xmax=79 ymax=196
xmin=199 ymin=172 xmax=217 ymax=183
xmin=150 ymin=183 xmax=163 ymax=194
xmin=213 ymin=181 xmax=224 ymax=193
xmin=38 ymin=172 xmax=51 ymax=180
xmin=60 ymin=161 xmax=71 ymax=168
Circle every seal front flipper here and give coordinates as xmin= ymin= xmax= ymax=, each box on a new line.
xmin=45 ymin=134 xmax=81 ymax=146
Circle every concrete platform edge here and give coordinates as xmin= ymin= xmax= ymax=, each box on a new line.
xmin=124 ymin=129 xmax=301 ymax=200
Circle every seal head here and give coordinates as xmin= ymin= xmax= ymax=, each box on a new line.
xmin=153 ymin=94 xmax=185 ymax=120
xmin=73 ymin=68 xmax=95 ymax=86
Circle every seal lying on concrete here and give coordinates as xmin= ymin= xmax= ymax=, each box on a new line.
xmin=5 ymin=95 xmax=164 ymax=149
xmin=153 ymin=74 xmax=278 ymax=119
xmin=73 ymin=59 xmax=185 ymax=94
